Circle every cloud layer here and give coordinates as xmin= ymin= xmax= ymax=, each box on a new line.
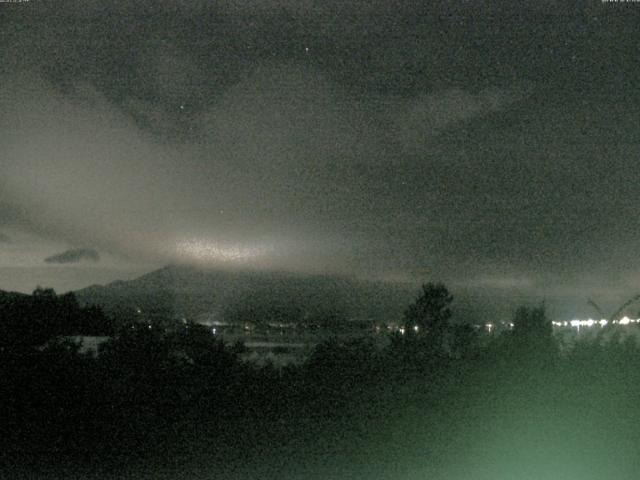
xmin=44 ymin=248 xmax=100 ymax=264
xmin=2 ymin=1 xmax=639 ymax=318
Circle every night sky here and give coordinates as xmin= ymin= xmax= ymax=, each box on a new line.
xmin=1 ymin=0 xmax=640 ymax=319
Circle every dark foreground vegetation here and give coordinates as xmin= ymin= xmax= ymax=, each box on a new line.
xmin=2 ymin=284 xmax=640 ymax=479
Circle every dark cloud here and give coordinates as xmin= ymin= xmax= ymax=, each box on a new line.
xmin=44 ymin=249 xmax=100 ymax=265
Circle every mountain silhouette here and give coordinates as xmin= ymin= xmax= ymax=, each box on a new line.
xmin=75 ymin=264 xmax=417 ymax=326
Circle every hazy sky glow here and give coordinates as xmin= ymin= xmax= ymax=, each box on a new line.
xmin=1 ymin=1 xmax=640 ymax=318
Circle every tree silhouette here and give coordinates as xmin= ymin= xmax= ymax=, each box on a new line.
xmin=403 ymin=282 xmax=453 ymax=348
xmin=508 ymin=304 xmax=558 ymax=366
xmin=451 ymin=323 xmax=479 ymax=359
xmin=0 ymin=288 xmax=113 ymax=353
xmin=512 ymin=305 xmax=552 ymax=339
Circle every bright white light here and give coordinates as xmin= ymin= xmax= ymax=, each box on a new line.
xmin=176 ymin=239 xmax=269 ymax=263
xmin=559 ymin=317 xmax=636 ymax=329
xmin=413 ymin=325 xmax=419 ymax=333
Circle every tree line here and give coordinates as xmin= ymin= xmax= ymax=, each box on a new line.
xmin=1 ymin=283 xmax=638 ymax=479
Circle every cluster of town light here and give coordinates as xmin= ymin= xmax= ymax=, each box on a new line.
xmin=477 ymin=316 xmax=640 ymax=333
xmin=552 ymin=316 xmax=639 ymax=329
xmin=396 ymin=325 xmax=420 ymax=335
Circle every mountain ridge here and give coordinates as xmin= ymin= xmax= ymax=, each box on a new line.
xmin=75 ymin=264 xmax=418 ymax=325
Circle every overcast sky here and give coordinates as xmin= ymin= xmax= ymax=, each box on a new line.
xmin=1 ymin=1 xmax=640 ymax=318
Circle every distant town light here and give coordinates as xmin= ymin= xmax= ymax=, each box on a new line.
xmin=553 ymin=317 xmax=640 ymax=330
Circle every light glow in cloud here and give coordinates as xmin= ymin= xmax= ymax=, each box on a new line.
xmin=175 ymin=239 xmax=272 ymax=263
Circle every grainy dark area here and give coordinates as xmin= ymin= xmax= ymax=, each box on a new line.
xmin=2 ymin=1 xmax=640 ymax=478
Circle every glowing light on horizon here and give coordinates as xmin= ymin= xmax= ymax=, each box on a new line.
xmin=477 ymin=317 xmax=638 ymax=333
xmin=176 ymin=239 xmax=270 ymax=263
xmin=559 ymin=317 xmax=638 ymax=330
